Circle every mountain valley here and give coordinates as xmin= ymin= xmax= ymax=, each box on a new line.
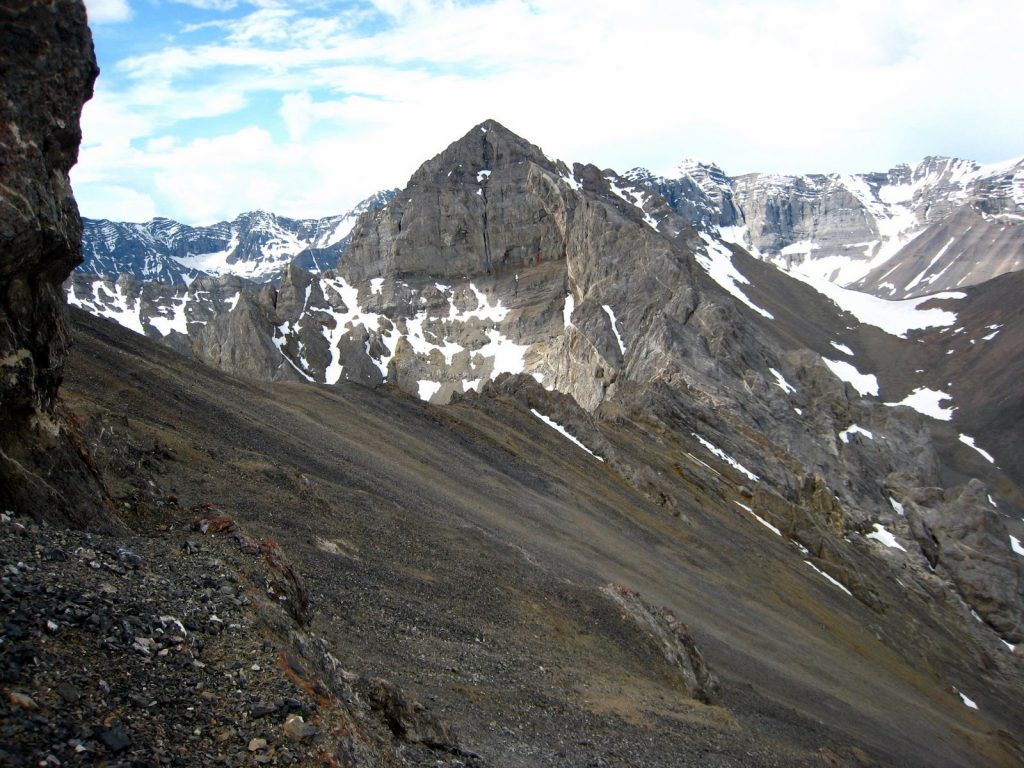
xmin=2 ymin=3 xmax=1024 ymax=765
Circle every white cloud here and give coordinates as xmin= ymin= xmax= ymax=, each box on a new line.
xmin=75 ymin=0 xmax=1024 ymax=223
xmin=171 ymin=0 xmax=240 ymax=9
xmin=85 ymin=0 xmax=132 ymax=23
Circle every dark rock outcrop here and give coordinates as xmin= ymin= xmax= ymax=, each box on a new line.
xmin=0 ymin=0 xmax=107 ymax=525
xmin=602 ymin=583 xmax=721 ymax=704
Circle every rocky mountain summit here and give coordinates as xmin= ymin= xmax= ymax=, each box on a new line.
xmin=628 ymin=155 xmax=1024 ymax=297
xmin=79 ymin=191 xmax=396 ymax=286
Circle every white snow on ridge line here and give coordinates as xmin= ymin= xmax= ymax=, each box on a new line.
xmin=784 ymin=270 xmax=963 ymax=338
xmin=885 ymin=387 xmax=954 ymax=421
xmin=804 ymin=560 xmax=853 ymax=596
xmin=530 ymin=409 xmax=603 ymax=461
xmin=958 ymin=434 xmax=996 ymax=464
xmin=734 ymin=501 xmax=781 ymax=536
xmin=602 ymin=304 xmax=627 ymax=355
xmin=822 ymin=358 xmax=879 ymax=397
xmin=696 ymin=233 xmax=774 ymax=319
xmin=830 ymin=341 xmax=854 ymax=356
xmin=692 ymin=433 xmax=759 ymax=482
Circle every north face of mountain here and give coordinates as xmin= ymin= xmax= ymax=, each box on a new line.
xmin=633 ymin=155 xmax=1024 ymax=296
xmin=78 ymin=190 xmax=396 ymax=285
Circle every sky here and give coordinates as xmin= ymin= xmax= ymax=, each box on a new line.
xmin=75 ymin=0 xmax=1024 ymax=225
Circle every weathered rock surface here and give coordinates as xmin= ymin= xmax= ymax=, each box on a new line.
xmin=602 ymin=583 xmax=721 ymax=704
xmin=0 ymin=0 xmax=109 ymax=525
xmin=887 ymin=475 xmax=1024 ymax=642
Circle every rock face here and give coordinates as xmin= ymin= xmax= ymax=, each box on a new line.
xmin=0 ymin=0 xmax=107 ymax=525
xmin=630 ymin=155 xmax=1024 ymax=295
xmin=888 ymin=476 xmax=1024 ymax=642
xmin=79 ymin=191 xmax=396 ymax=285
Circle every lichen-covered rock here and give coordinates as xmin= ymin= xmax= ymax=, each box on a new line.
xmin=0 ymin=0 xmax=106 ymax=525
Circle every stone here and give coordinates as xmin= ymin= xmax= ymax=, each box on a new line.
xmin=602 ymin=584 xmax=721 ymax=704
xmin=0 ymin=0 xmax=107 ymax=527
xmin=56 ymin=682 xmax=80 ymax=704
xmin=97 ymin=722 xmax=131 ymax=753
xmin=280 ymin=714 xmax=318 ymax=741
xmin=247 ymin=737 xmax=267 ymax=752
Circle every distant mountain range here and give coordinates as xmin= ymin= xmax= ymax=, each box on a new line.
xmin=78 ymin=190 xmax=396 ymax=285
xmin=627 ymin=154 xmax=1024 ymax=297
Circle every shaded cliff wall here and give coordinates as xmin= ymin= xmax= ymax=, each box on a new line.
xmin=0 ymin=0 xmax=108 ymax=524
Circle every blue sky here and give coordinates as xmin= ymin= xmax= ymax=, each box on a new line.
xmin=76 ymin=0 xmax=1024 ymax=224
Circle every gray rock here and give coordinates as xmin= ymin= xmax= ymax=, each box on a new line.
xmin=0 ymin=0 xmax=109 ymax=527
xmin=889 ymin=475 xmax=1024 ymax=642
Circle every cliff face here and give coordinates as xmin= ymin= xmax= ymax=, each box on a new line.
xmin=0 ymin=0 xmax=106 ymax=524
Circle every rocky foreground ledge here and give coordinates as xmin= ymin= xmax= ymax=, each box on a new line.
xmin=0 ymin=507 xmax=481 ymax=767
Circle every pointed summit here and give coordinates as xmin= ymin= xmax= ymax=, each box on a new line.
xmin=411 ymin=119 xmax=556 ymax=185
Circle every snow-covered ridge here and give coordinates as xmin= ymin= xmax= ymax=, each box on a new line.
xmin=79 ymin=191 xmax=397 ymax=286
xmin=638 ymin=154 xmax=1024 ymax=295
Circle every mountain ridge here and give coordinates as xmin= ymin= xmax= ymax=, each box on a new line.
xmin=79 ymin=190 xmax=397 ymax=286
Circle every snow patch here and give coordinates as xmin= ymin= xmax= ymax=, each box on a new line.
xmin=147 ymin=297 xmax=188 ymax=337
xmin=769 ymin=368 xmax=796 ymax=394
xmin=885 ymin=387 xmax=954 ymax=420
xmin=839 ymin=424 xmax=874 ymax=444
xmin=867 ymin=524 xmax=906 ymax=551
xmin=601 ymin=304 xmax=627 ymax=356
xmin=785 ymin=270 xmax=963 ymax=338
xmin=822 ymin=358 xmax=879 ymax=397
xmin=957 ymin=690 xmax=979 ymax=711
xmin=530 ymin=409 xmax=603 ymax=461
xmin=417 ymin=380 xmax=442 ymax=402
xmin=735 ymin=501 xmax=781 ymax=536
xmin=692 ymin=434 xmax=759 ymax=482
xmin=804 ymin=561 xmax=853 ymax=596
xmin=958 ymin=434 xmax=995 ymax=464
xmin=696 ymin=233 xmax=774 ymax=319
xmin=830 ymin=341 xmax=854 ymax=356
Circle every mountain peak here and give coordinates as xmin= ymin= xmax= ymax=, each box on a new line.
xmin=412 ymin=119 xmax=555 ymax=183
